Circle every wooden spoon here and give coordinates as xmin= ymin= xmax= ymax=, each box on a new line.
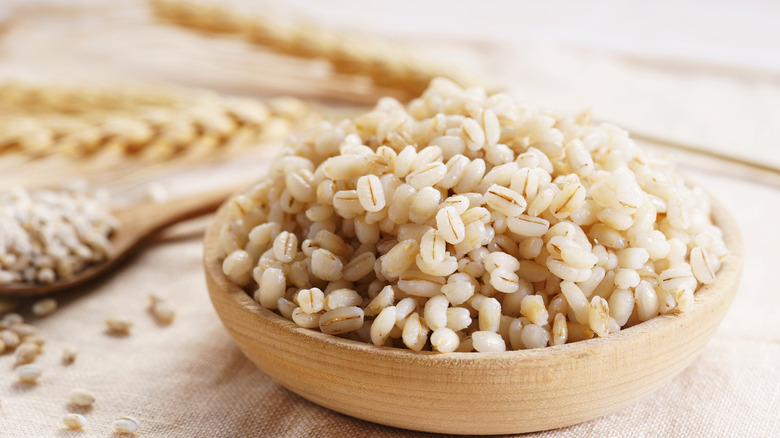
xmin=0 ymin=186 xmax=237 ymax=297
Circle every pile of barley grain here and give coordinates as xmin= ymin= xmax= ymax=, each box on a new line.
xmin=0 ymin=186 xmax=118 ymax=285
xmin=220 ymin=78 xmax=727 ymax=352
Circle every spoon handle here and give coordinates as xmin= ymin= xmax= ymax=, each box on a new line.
xmin=115 ymin=186 xmax=238 ymax=238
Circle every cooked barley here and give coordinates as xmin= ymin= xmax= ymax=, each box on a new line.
xmin=10 ymin=322 xmax=37 ymax=337
xmin=31 ymin=298 xmax=58 ymax=317
xmin=424 ymin=295 xmax=449 ymax=331
xmin=431 ymin=327 xmax=460 ymax=353
xmin=69 ymin=388 xmax=96 ymax=407
xmin=149 ymin=298 xmax=176 ymax=325
xmin=484 ymin=251 xmax=520 ymax=273
xmin=659 ymin=265 xmax=697 ymax=293
xmin=690 ymin=246 xmax=716 ymax=284
xmin=113 ymin=416 xmax=139 ymax=434
xmin=401 ymin=313 xmax=429 ymax=351
xmin=478 ymin=297 xmax=501 ymax=332
xmin=617 ymin=247 xmax=650 ymax=270
xmin=272 ymin=231 xmax=298 ymax=263
xmin=674 ymin=287 xmax=695 ymax=313
xmin=296 ymin=288 xmax=325 ymax=314
xmin=364 ymin=286 xmax=394 ymax=316
xmin=62 ymin=346 xmax=78 ymax=364
xmin=560 ymin=281 xmax=589 ymax=325
xmin=614 ymin=269 xmax=641 ymax=290
xmin=310 ymin=248 xmax=343 ymax=281
xmin=589 ymin=296 xmax=610 ymax=337
xmin=63 ymin=413 xmax=87 ymax=429
xmin=547 ymin=258 xmax=591 ymax=283
xmin=1 ymin=329 xmax=20 ymax=348
xmin=608 ymin=289 xmax=635 ymax=326
xmin=14 ymin=342 xmax=40 ymax=365
xmin=219 ymin=79 xmax=728 ymax=352
xmin=356 ymin=175 xmax=386 ymax=212
xmin=484 ymin=185 xmax=526 ymax=218
xmin=521 ymin=324 xmax=550 ymax=349
xmin=16 ymin=364 xmax=42 ymax=383
xmin=444 ymin=307 xmax=471 ymax=332
xmin=272 ymin=299 xmax=294 ymax=321
xmin=520 ymin=295 xmax=549 ymax=326
xmin=0 ymin=187 xmax=118 ymax=286
xmin=222 ymin=250 xmax=253 ymax=286
xmin=551 ymin=313 xmax=568 ymax=346
xmin=370 ymin=306 xmax=397 ymax=346
xmin=381 ymin=240 xmax=419 ymax=278
xmin=256 ymin=268 xmax=285 ymax=309
xmin=291 ymin=307 xmax=320 ymax=328
xmin=441 ymin=276 xmax=475 ymax=305
xmin=106 ymin=316 xmax=132 ymax=334
xmin=472 ymin=331 xmax=506 ymax=353
xmin=323 ymin=289 xmax=362 ymax=311
xmin=489 ymin=268 xmax=520 ymax=293
xmin=394 ymin=297 xmax=418 ymax=328
xmin=319 ymin=307 xmax=364 ymax=335
xmin=397 ymin=270 xmax=445 ymax=297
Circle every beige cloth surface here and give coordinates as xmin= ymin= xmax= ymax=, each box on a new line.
xmin=2 ymin=1 xmax=780 ymax=437
xmin=1 ymin=166 xmax=778 ymax=438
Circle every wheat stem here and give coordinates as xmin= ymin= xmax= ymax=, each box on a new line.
xmin=0 ymin=82 xmax=321 ymax=161
xmin=148 ymin=0 xmax=480 ymax=98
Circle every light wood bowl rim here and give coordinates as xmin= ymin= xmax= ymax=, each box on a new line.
xmin=203 ymin=190 xmax=742 ymax=434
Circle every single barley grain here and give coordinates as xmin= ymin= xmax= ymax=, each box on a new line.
xmin=16 ymin=364 xmax=42 ymax=383
xmin=520 ymin=295 xmax=549 ymax=326
xmin=63 ymin=413 xmax=87 ymax=429
xmin=589 ymin=296 xmax=610 ymax=337
xmin=62 ymin=346 xmax=78 ymax=364
xmin=1 ymin=330 xmax=20 ymax=348
xmin=475 ymin=297 xmax=499 ymax=332
xmin=431 ymin=327 xmax=459 ymax=353
xmin=69 ymin=388 xmax=96 ymax=407
xmin=106 ymin=316 xmax=132 ymax=334
xmin=14 ymin=342 xmax=40 ymax=365
xmin=471 ymin=331 xmax=506 ymax=352
xmin=296 ymin=288 xmax=325 ymax=314
xmin=551 ymin=313 xmax=568 ymax=346
xmin=291 ymin=307 xmax=320 ymax=328
xmin=608 ymin=288 xmax=635 ymax=326
xmin=370 ymin=306 xmax=397 ymax=346
xmin=401 ymin=313 xmax=429 ymax=351
xmin=31 ymin=298 xmax=58 ymax=317
xmin=113 ymin=416 xmax=139 ymax=434
xmin=521 ymin=324 xmax=550 ymax=349
xmin=319 ymin=307 xmax=364 ymax=335
xmin=424 ymin=295 xmax=450 ymax=331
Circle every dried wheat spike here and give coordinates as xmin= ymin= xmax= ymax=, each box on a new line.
xmin=148 ymin=0 xmax=480 ymax=97
xmin=0 ymin=82 xmax=184 ymax=115
xmin=0 ymin=84 xmax=322 ymax=160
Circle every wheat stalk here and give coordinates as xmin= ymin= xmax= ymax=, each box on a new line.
xmin=148 ymin=0 xmax=480 ymax=98
xmin=0 ymin=82 xmax=182 ymax=115
xmin=0 ymin=82 xmax=321 ymax=161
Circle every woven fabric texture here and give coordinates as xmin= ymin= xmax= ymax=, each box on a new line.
xmin=1 ymin=170 xmax=778 ymax=437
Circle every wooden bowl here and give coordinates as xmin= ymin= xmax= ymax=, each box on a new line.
xmin=203 ymin=198 xmax=742 ymax=435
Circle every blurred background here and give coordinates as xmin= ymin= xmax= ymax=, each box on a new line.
xmin=1 ymin=0 xmax=779 ymax=194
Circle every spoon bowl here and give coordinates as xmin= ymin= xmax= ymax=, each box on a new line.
xmin=204 ymin=195 xmax=742 ymax=435
xmin=0 ymin=186 xmax=236 ymax=297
